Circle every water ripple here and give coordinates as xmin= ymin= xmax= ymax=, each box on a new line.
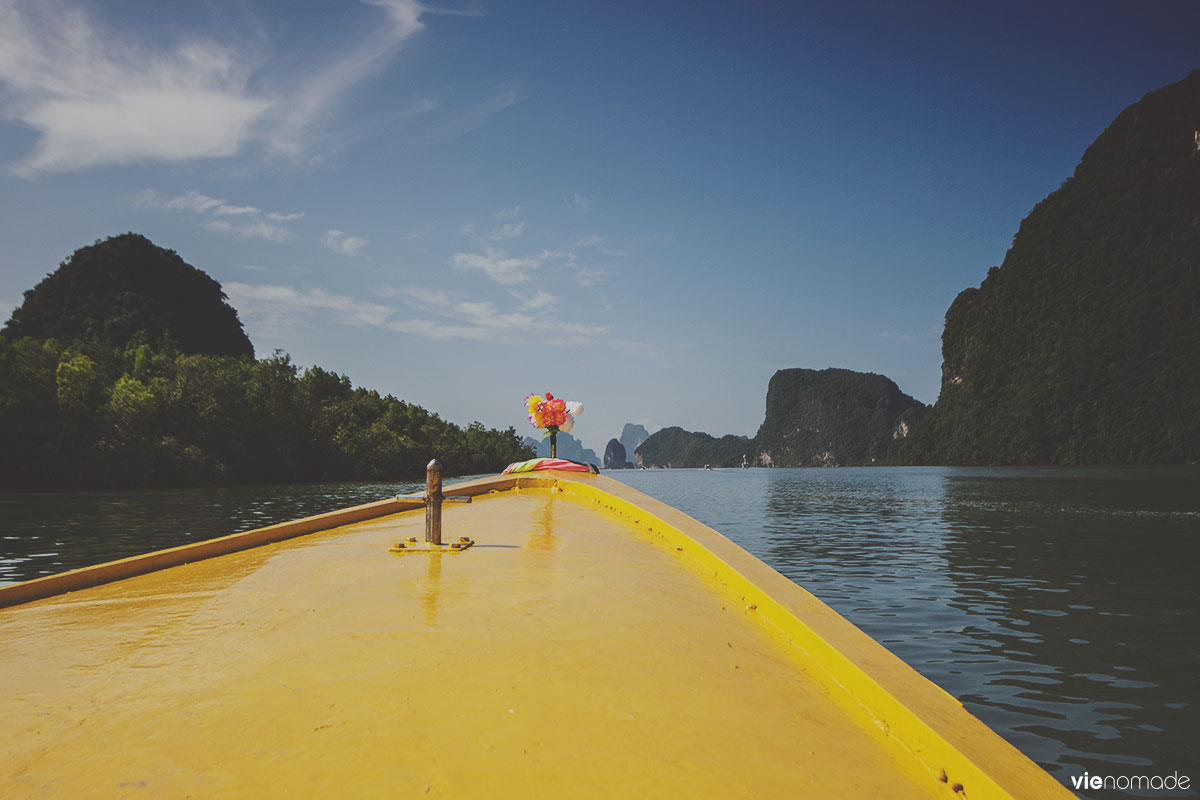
xmin=610 ymin=466 xmax=1200 ymax=799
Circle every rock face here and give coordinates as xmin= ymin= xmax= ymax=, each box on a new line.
xmin=903 ymin=71 xmax=1200 ymax=464
xmin=2 ymin=233 xmax=254 ymax=358
xmin=619 ymin=423 xmax=650 ymax=463
xmin=522 ymin=433 xmax=598 ymax=464
xmin=603 ymin=439 xmax=628 ymax=469
xmin=636 ymin=368 xmax=926 ymax=468
xmin=754 ymin=368 xmax=927 ymax=466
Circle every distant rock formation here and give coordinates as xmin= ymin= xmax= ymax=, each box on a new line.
xmin=603 ymin=439 xmax=634 ymax=469
xmin=619 ymin=423 xmax=650 ymax=463
xmin=637 ymin=368 xmax=926 ymax=468
xmin=755 ymin=368 xmax=926 ymax=466
xmin=522 ymin=433 xmax=598 ymax=464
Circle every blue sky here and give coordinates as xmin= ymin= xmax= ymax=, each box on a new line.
xmin=1 ymin=0 xmax=1197 ymax=455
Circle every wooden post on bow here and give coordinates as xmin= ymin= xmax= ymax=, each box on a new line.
xmin=425 ymin=459 xmax=443 ymax=545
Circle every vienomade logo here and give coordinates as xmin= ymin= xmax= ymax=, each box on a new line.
xmin=1069 ymin=771 xmax=1191 ymax=792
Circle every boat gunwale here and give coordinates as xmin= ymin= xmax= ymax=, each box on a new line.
xmin=0 ymin=473 xmax=563 ymax=609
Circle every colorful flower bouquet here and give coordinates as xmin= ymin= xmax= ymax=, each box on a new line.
xmin=525 ymin=392 xmax=583 ymax=458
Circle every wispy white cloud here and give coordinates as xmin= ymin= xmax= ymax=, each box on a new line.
xmin=569 ymin=265 xmax=613 ymax=287
xmin=575 ymin=233 xmax=602 ymax=247
xmin=395 ymin=226 xmax=430 ymax=241
xmin=517 ymin=290 xmax=556 ymax=311
xmin=225 ymin=282 xmax=394 ymax=337
xmin=535 ymin=247 xmax=612 ymax=287
xmin=440 ymin=299 xmax=604 ymax=341
xmin=138 ymin=189 xmax=300 ymax=242
xmin=431 ymin=85 xmax=521 ymax=140
xmin=403 ymin=286 xmax=453 ymax=308
xmin=486 ymin=221 xmax=526 ymax=241
xmin=458 ymin=208 xmax=526 ymax=244
xmin=214 ymin=203 xmax=260 ymax=216
xmin=268 ymin=0 xmax=425 ymax=157
xmin=227 ymin=280 xmax=606 ymax=343
xmin=384 ymin=318 xmax=493 ymax=341
xmin=456 ymin=300 xmax=532 ymax=331
xmin=206 ymin=219 xmax=291 ymax=243
xmin=142 ymin=189 xmax=266 ymax=217
xmin=452 ymin=242 xmax=613 ymax=288
xmin=452 ymin=248 xmax=541 ymax=284
xmin=568 ymin=193 xmax=592 ymax=212
xmin=321 ymin=229 xmax=370 ymax=256
xmin=0 ymin=0 xmax=427 ymax=174
xmin=266 ymin=211 xmax=304 ymax=222
xmin=421 ymin=4 xmax=486 ymax=18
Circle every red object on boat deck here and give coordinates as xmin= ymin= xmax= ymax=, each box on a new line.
xmin=501 ymin=457 xmax=598 ymax=474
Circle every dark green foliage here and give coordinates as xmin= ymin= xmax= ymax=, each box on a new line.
xmin=2 ymin=233 xmax=254 ymax=358
xmin=903 ymin=71 xmax=1200 ymax=465
xmin=635 ymin=427 xmax=749 ymax=468
xmin=0 ymin=233 xmax=531 ymax=489
xmin=0 ymin=338 xmax=532 ymax=490
xmin=754 ymin=368 xmax=927 ymax=466
xmin=636 ymin=368 xmax=926 ymax=468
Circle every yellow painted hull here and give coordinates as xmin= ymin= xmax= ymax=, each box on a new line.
xmin=0 ymin=472 xmax=1074 ymax=798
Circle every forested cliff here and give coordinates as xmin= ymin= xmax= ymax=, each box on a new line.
xmin=755 ymin=368 xmax=927 ymax=466
xmin=4 ymin=234 xmax=253 ymax=358
xmin=903 ymin=71 xmax=1200 ymax=464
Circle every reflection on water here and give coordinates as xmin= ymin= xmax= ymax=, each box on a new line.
xmin=610 ymin=467 xmax=1200 ymax=799
xmin=0 ymin=480 xmax=427 ymax=584
xmin=2 ymin=467 xmax=1197 ymax=797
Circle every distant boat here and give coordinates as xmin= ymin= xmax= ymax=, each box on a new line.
xmin=741 ymin=454 xmax=749 ymax=468
xmin=0 ymin=468 xmax=1073 ymax=798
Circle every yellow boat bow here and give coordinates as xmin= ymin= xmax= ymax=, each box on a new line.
xmin=0 ymin=471 xmax=1074 ymax=798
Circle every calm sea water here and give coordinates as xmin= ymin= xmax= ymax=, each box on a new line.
xmin=2 ymin=466 xmax=1197 ymax=797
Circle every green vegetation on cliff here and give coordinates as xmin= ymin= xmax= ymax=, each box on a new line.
xmin=636 ymin=426 xmax=749 ymax=468
xmin=636 ymin=368 xmax=926 ymax=468
xmin=3 ymin=233 xmax=254 ymax=358
xmin=755 ymin=368 xmax=927 ymax=466
xmin=0 ymin=236 xmax=531 ymax=489
xmin=903 ymin=71 xmax=1200 ymax=464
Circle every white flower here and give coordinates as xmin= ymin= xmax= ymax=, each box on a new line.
xmin=559 ymin=414 xmax=575 ymax=433
xmin=565 ymin=401 xmax=583 ymax=417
